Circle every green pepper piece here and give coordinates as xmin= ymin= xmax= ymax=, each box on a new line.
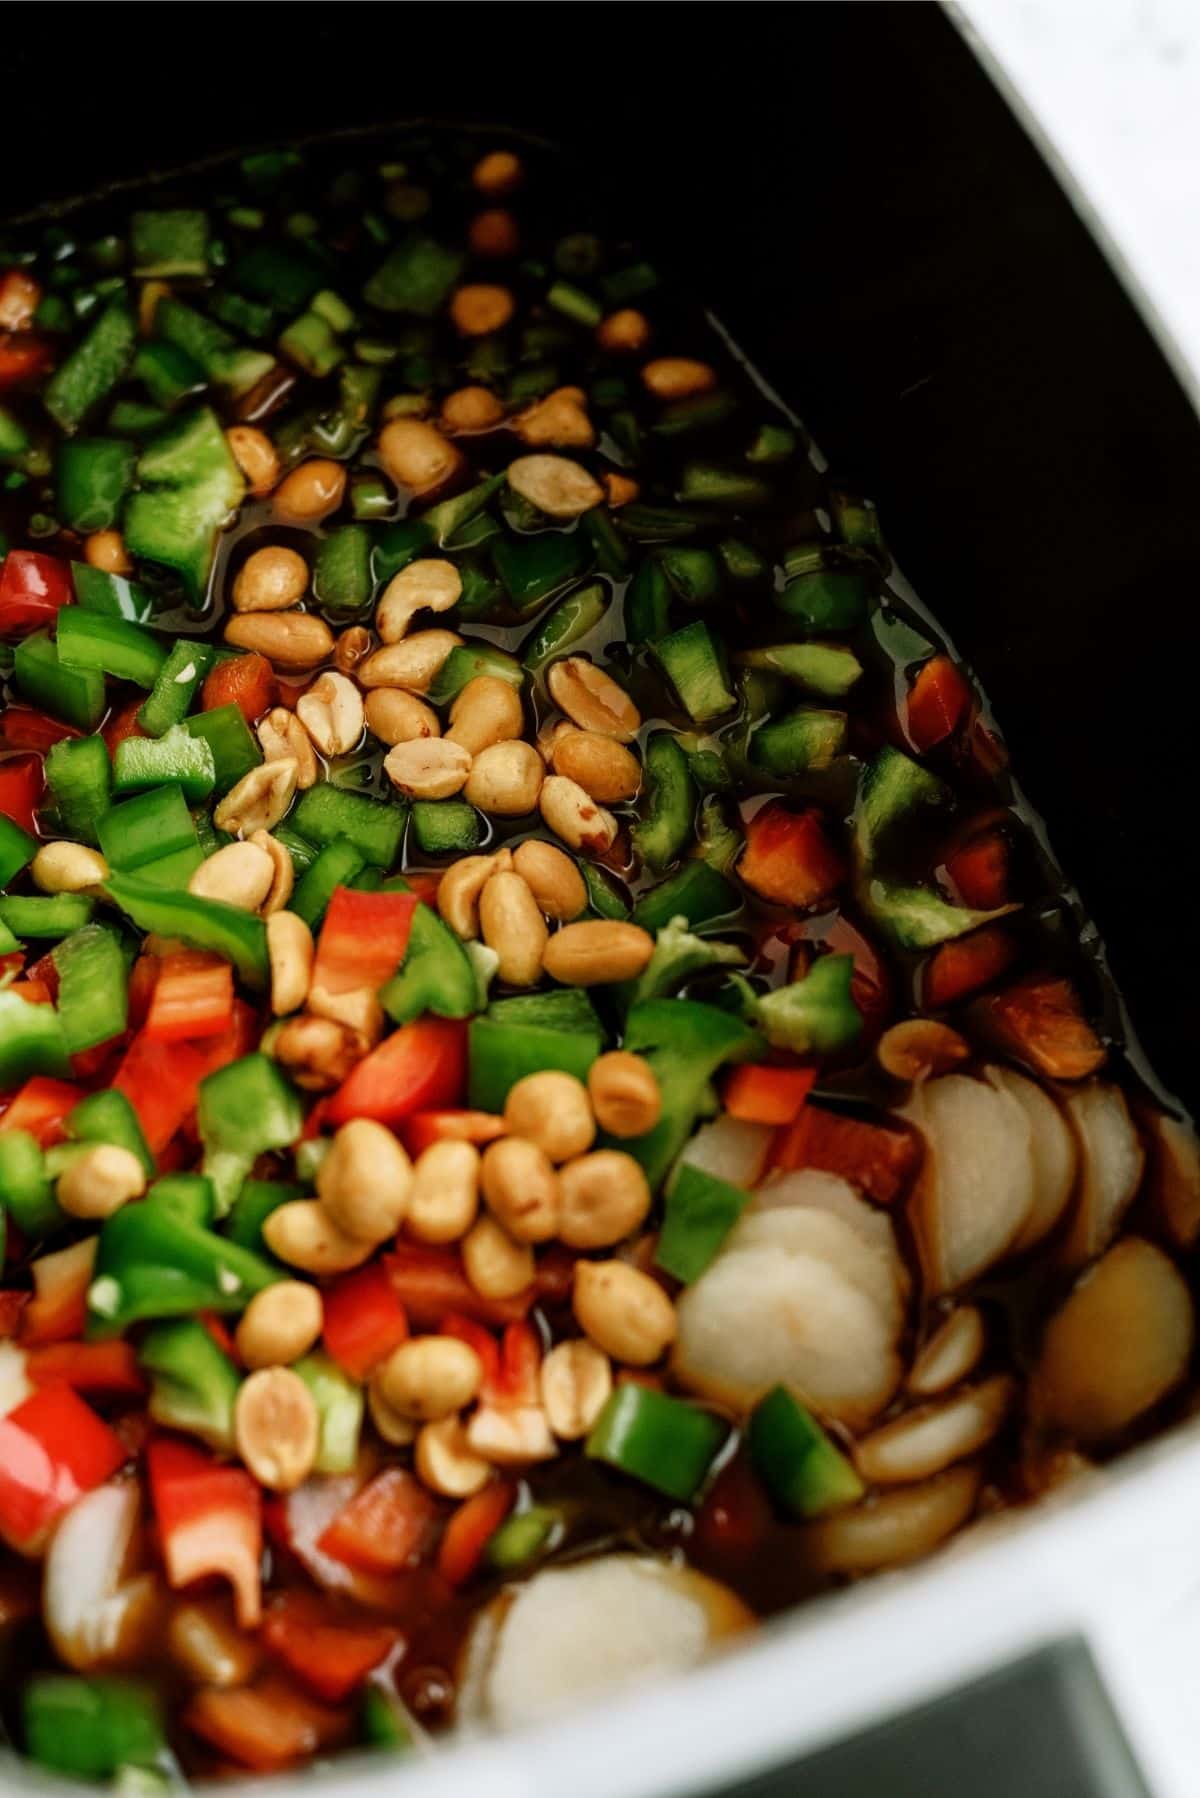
xmin=291 ymin=837 xmax=367 ymax=931
xmin=631 ymin=732 xmax=695 ymax=874
xmin=718 ymin=538 xmax=768 ymax=583
xmin=0 ymin=987 xmax=70 ymax=1086
xmin=521 ymin=582 xmax=607 ymax=673
xmin=631 ymin=862 xmax=739 ymax=934
xmin=468 ymin=989 xmax=604 ymax=1112
xmin=293 ymin=1351 xmax=364 ymax=1473
xmin=485 ymin=1504 xmax=563 ymax=1573
xmin=748 ymin=1384 xmax=864 ymax=1518
xmin=140 ymin=1317 xmax=240 ymax=1450
xmin=232 ymin=238 xmax=323 ymax=308
xmin=133 ymin=338 xmax=207 ymax=409
xmin=360 ymin=1684 xmax=414 ymax=1753
xmin=132 ymin=210 xmax=209 ymax=278
xmin=53 ymin=923 xmax=129 ymax=1055
xmin=660 ymin=547 xmax=722 ymax=607
xmin=853 ymin=746 xmax=948 ymax=868
xmin=104 ymin=873 xmax=268 ymax=989
xmin=226 ymin=1178 xmax=299 ymax=1255
xmin=679 ymin=463 xmax=771 ymax=508
xmin=581 ymin=861 xmax=630 ymax=921
xmin=625 ymin=559 xmax=671 ymax=645
xmin=272 ymin=825 xmax=319 ymax=878
xmin=409 ymin=800 xmax=483 ymax=856
xmin=313 ymin=524 xmax=374 ymax=618
xmin=421 ymin=474 xmax=507 ymax=550
xmin=633 ymin=915 xmax=744 ymax=1005
xmin=617 ymin=998 xmax=760 ymax=1189
xmin=0 ymin=1129 xmax=62 ymax=1240
xmin=694 ymin=795 xmax=742 ymax=876
xmin=185 ymin=702 xmax=262 ymax=793
xmin=492 ymin=531 xmax=588 ymax=613
xmin=656 ymin=1162 xmax=751 ymax=1284
xmin=98 ymin=784 xmax=197 ymax=872
xmin=586 ymin=1385 xmax=728 ymax=1502
xmin=0 ymin=812 xmax=37 ymax=887
xmin=113 ymin=724 xmax=216 ymax=803
xmin=776 ymin=569 xmax=868 ymax=631
xmin=197 ymin=1053 xmax=303 ymax=1217
xmin=56 ymin=607 xmax=167 ymax=690
xmin=863 ymin=879 xmax=1015 ymax=952
xmin=381 ymin=902 xmax=478 ymax=1025
xmin=44 ymin=734 xmax=111 ymax=845
xmin=372 ymin=518 xmax=434 ymax=583
xmin=153 ymin=299 xmax=273 ymax=399
xmin=739 ymin=642 xmax=863 ymax=699
xmin=107 ymin=400 xmax=169 ymax=440
xmin=124 ymin=406 xmax=246 ymax=606
xmin=830 ymin=489 xmax=884 ymax=552
xmin=145 ymin=1174 xmax=215 ymax=1227
xmin=44 ymin=300 xmax=137 ymax=433
xmin=0 ymin=893 xmax=95 ymax=939
xmin=55 ymin=437 xmax=137 ymax=533
xmin=23 ymin=1677 xmax=165 ymax=1781
xmin=425 ymin=643 xmax=524 ymax=705
xmin=732 ymin=955 xmax=861 ymax=1055
xmin=653 ymin=621 xmax=736 ymax=725
xmin=68 ymin=1089 xmax=155 ymax=1180
xmin=72 ymin=563 xmax=161 ymax=623
xmin=133 ymin=843 xmax=206 ymax=891
xmin=279 ymin=309 xmax=345 ymax=378
xmin=750 ymin=705 xmax=848 ymax=777
xmin=88 ymin=1200 xmax=280 ymax=1335
xmin=14 ymin=629 xmax=106 ymax=730
xmin=138 ymin=639 xmax=216 ymax=737
xmin=364 ymin=234 xmax=464 ymax=315
xmin=290 ymin=784 xmax=406 ymax=870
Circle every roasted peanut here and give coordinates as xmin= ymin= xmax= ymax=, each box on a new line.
xmin=559 ymin=1150 xmax=652 ymax=1249
xmin=538 ymin=774 xmax=617 ymax=853
xmin=588 ymin=1051 xmax=661 ymax=1138
xmin=376 ymin=559 xmax=462 ymax=643
xmin=317 ymin=1118 xmax=413 ymax=1244
xmin=540 ymin=1339 xmax=613 ymax=1440
xmin=437 ymin=851 xmax=510 ymax=940
xmin=506 ymin=454 xmax=604 ymax=519
xmin=479 ymin=870 xmax=547 ymax=986
xmin=232 ymin=545 xmax=308 ymax=613
xmin=188 ymin=840 xmax=275 ymax=912
xmin=249 ymin=829 xmax=294 ymax=915
xmin=467 ymin=208 xmax=520 ymax=258
xmin=878 ymin=1019 xmax=971 ymax=1083
xmin=225 ymin=610 xmax=335 ymax=671
xmin=296 ymin=671 xmax=364 ymax=758
xmin=266 ymin=911 xmax=314 ymax=1016
xmin=550 ymin=725 xmax=641 ymax=802
xmin=57 ymin=1145 xmax=146 ymax=1220
xmin=472 ymin=149 xmax=523 ymax=195
xmin=514 ymin=385 xmax=594 ymax=449
xmin=547 ymin=657 xmax=640 ymax=741
xmin=543 ymin=920 xmax=654 ymax=986
xmin=481 ymin=1136 xmax=562 ymax=1242
xmin=31 ymin=841 xmax=109 ymax=895
xmin=467 ymin=1405 xmax=556 ymax=1466
xmin=236 ymin=1282 xmax=323 ymax=1370
xmin=214 ymin=758 xmax=299 ymax=836
xmin=440 ymin=385 xmax=506 ymax=433
xmin=83 ymin=530 xmax=131 ymax=575
xmin=573 ymin=1260 xmax=676 ymax=1365
xmin=333 ymin=625 xmax=371 ymax=677
xmin=596 ymin=309 xmax=651 ymax=355
xmin=511 ymin=838 xmax=587 ymax=920
xmin=234 ymin=1368 xmax=319 ymax=1492
xmin=450 ymin=283 xmax=514 ymax=336
xmin=226 ymin=425 xmax=280 ymax=497
xmin=257 ymin=707 xmax=318 ymax=788
xmin=368 ymin=1374 xmax=418 ymax=1447
xmin=365 ymin=688 xmax=441 ymax=746
xmin=359 ymin=630 xmax=462 ymax=692
xmin=462 ymin=1214 xmax=534 ymax=1300
xmin=602 ymin=471 xmax=639 ymax=508
xmin=384 ymin=736 xmax=472 ymax=799
xmin=379 ymin=1337 xmax=483 ymax=1421
xmin=272 ymin=1015 xmax=367 ymax=1091
xmin=503 ymin=1071 xmax=595 ymax=1164
xmin=415 ymin=1417 xmax=491 ymax=1498
xmin=273 ymin=458 xmax=346 ymax=523
xmin=406 ymin=1139 xmax=481 ymax=1244
xmin=641 ymin=357 xmax=717 ymax=400
xmin=307 ymin=983 xmax=384 ymax=1045
xmin=263 ymin=1198 xmax=374 ymax=1274
xmin=463 ymin=739 xmax=544 ymax=815
xmin=377 ymin=417 xmax=463 ymax=495
xmin=446 ymin=675 xmax=524 ymax=756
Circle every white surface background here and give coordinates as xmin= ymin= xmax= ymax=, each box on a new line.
xmin=959 ymin=0 xmax=1200 ymax=403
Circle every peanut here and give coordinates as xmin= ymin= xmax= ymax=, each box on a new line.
xmin=472 ymin=150 xmax=523 ymax=196
xmin=440 ymin=385 xmax=505 ymax=433
xmin=225 ymin=611 xmax=335 ymax=671
xmin=479 ymin=870 xmax=547 ymax=985
xmin=450 ymin=284 xmax=514 ymax=337
xmin=503 ymin=1071 xmax=595 ymax=1164
xmin=376 ymin=560 xmax=463 ymax=645
xmin=377 ymin=418 xmax=463 ymax=495
xmin=558 ymin=1150 xmax=652 ymax=1249
xmin=263 ymin=1198 xmax=374 ymax=1275
xmin=272 ymin=1015 xmax=367 ymax=1091
xmin=547 ymin=657 xmax=640 ymax=741
xmin=506 ymin=454 xmax=604 ymax=519
xmin=257 ymin=707 xmax=317 ymax=787
xmin=359 ymin=630 xmax=462 ymax=693
xmin=540 ymin=1339 xmax=613 ymax=1440
xmin=236 ymin=1283 xmax=323 ymax=1370
xmin=57 ymin=1145 xmax=146 ymax=1220
xmin=379 ymin=1337 xmax=482 ymax=1421
xmin=234 ymin=1368 xmax=319 ymax=1492
xmin=514 ymin=385 xmax=594 ymax=449
xmin=446 ymin=675 xmax=524 ymax=757
xmin=538 ymin=774 xmax=617 ymax=853
xmin=467 ymin=209 xmax=519 ymax=259
xmin=596 ymin=310 xmax=651 ymax=355
xmin=573 ymin=1261 xmax=676 ymax=1366
xmin=273 ymin=459 xmax=346 ymax=523
xmin=317 ymin=1118 xmax=413 ymax=1244
xmin=365 ymin=688 xmax=441 ymax=746
xmin=415 ymin=1417 xmax=491 ymax=1498
xmin=480 ymin=1136 xmax=562 ymax=1242
xmin=463 ymin=739 xmax=544 ymax=815
xmin=641 ymin=357 xmax=717 ymax=400
xmin=30 ymin=842 xmax=109 ymax=896
xmin=333 ymin=625 xmax=371 ymax=677
xmin=83 ymin=530 xmax=131 ymax=575
xmin=296 ymin=671 xmax=365 ymax=758
xmin=511 ymin=839 xmax=586 ymax=920
xmin=406 ymin=1139 xmax=481 ymax=1244
xmin=266 ymin=911 xmax=314 ymax=1016
xmin=543 ymin=920 xmax=654 ymax=985
xmin=587 ymin=1051 xmax=661 ymax=1138
xmin=462 ymin=1213 xmax=534 ymax=1300
xmin=226 ymin=426 xmax=280 ymax=497
xmin=232 ymin=546 xmax=308 ymax=613
xmin=213 ymin=758 xmax=299 ymax=836
xmin=188 ymin=840 xmax=275 ymax=912
xmin=550 ymin=725 xmax=641 ymax=802
xmin=384 ymin=736 xmax=472 ymax=800
xmin=437 ymin=850 xmax=511 ymax=940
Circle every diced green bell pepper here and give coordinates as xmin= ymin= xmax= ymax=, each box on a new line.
xmin=750 ymin=705 xmax=847 ymax=777
xmin=55 ymin=437 xmax=137 ymax=533
xmin=197 ymin=1052 xmax=303 ymax=1216
xmin=14 ymin=629 xmax=106 ymax=730
xmin=68 ymin=1088 xmax=155 ymax=1180
xmin=656 ymin=1161 xmax=751 ymax=1283
xmin=632 ymin=861 xmax=739 ymax=934
xmin=153 ymin=299 xmax=273 ymax=399
xmin=131 ymin=210 xmax=210 ymax=278
xmin=492 ymin=531 xmax=588 ymax=613
xmin=0 ymin=987 xmax=70 ymax=1085
xmin=739 ymin=642 xmax=863 ymax=698
xmin=632 ymin=915 xmax=744 ymax=1005
xmin=364 ymin=234 xmax=464 ymax=315
xmin=485 ymin=1504 xmax=563 ymax=1573
xmin=87 ymin=1199 xmax=280 ymax=1336
xmin=146 ymin=1174 xmax=216 ymax=1227
xmin=617 ymin=998 xmax=760 ymax=1188
xmin=0 ymin=1130 xmax=62 ymax=1240
xmin=863 ymin=879 xmax=1014 ymax=951
xmin=138 ymin=639 xmax=216 ymax=736
xmin=114 ymin=724 xmax=216 ymax=802
xmin=53 ymin=922 xmax=129 ymax=1054
xmin=409 ymin=800 xmax=483 ymax=856
xmin=381 ymin=901 xmax=478 ymax=1025
xmin=660 ymin=546 xmax=722 ymax=607
xmin=776 ymin=568 xmax=868 ymax=631
xmin=290 ymin=784 xmax=406 ymax=870
xmin=586 ymin=1385 xmax=728 ymax=1502
xmin=140 ymin=1318 xmax=241 ymax=1450
xmin=0 ymin=812 xmax=37 ymax=887
xmin=748 ymin=1384 xmax=864 ymax=1518
xmin=226 ymin=1177 xmax=299 ymax=1255
xmin=468 ymin=988 xmax=604 ymax=1112
xmin=23 ymin=1676 xmax=165 ymax=1781
xmin=694 ymin=795 xmax=742 ymax=874
xmin=313 ymin=524 xmax=374 ymax=618
xmin=732 ymin=955 xmax=861 ymax=1055
xmin=854 ymin=746 xmax=948 ymax=867
xmin=185 ymin=702 xmax=261 ymax=793
xmin=426 ymin=642 xmax=524 ymax=706
xmin=44 ymin=300 xmax=138 ymax=433
xmin=72 ymin=563 xmax=161 ymax=623
xmin=360 ymin=1684 xmax=414 ymax=1753
xmin=103 ymin=873 xmax=268 ymax=989
xmin=290 ymin=837 xmax=366 ymax=930
xmin=653 ymin=621 xmax=736 ymax=724
xmin=293 ymin=1351 xmax=364 ymax=1473
xmin=98 ymin=783 xmax=197 ymax=871
xmin=124 ymin=406 xmax=245 ymax=606
xmin=56 ymin=607 xmax=167 ymax=690
xmin=0 ymin=893 xmax=95 ymax=938
xmin=631 ymin=732 xmax=695 ymax=874
xmin=625 ymin=558 xmax=671 ymax=645
xmin=521 ymin=582 xmax=607 ymax=673
xmin=44 ymin=733 xmax=112 ymax=844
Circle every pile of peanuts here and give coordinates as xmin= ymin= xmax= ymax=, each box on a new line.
xmin=229 ymin=1056 xmax=677 ymax=1499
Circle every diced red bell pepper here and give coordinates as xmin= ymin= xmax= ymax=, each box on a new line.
xmin=0 ymin=550 xmax=73 ymax=637
xmin=20 ymin=1237 xmax=97 ymax=1345
xmin=770 ymin=1103 xmax=922 ymax=1205
xmin=326 ymin=1017 xmax=467 ymax=1128
xmin=437 ymin=1480 xmax=516 ymax=1587
xmin=148 ymin=1436 xmax=263 ymax=1627
xmin=488 ymin=1321 xmax=541 ymax=1408
xmin=184 ymin=1679 xmax=349 ymax=1774
xmin=26 ymin=1340 xmax=147 ymax=1398
xmin=921 ymin=924 xmax=1019 ymax=1010
xmin=904 ymin=653 xmax=972 ymax=752
xmin=262 ymin=1591 xmax=400 ymax=1703
xmin=440 ymin=1311 xmax=501 ymax=1388
xmin=316 ymin=1468 xmax=439 ymax=1579
xmin=0 ymin=1385 xmax=126 ymax=1553
xmin=738 ymin=802 xmax=845 ymax=909
xmin=143 ymin=951 xmax=236 ymax=1043
xmin=126 ymin=954 xmax=161 ymax=1029
xmin=202 ymin=653 xmax=277 ymax=726
xmin=0 ymin=1292 xmax=28 ymax=1336
xmin=0 ymin=272 xmax=41 ymax=333
xmin=0 ymin=753 xmax=43 ymax=836
xmin=102 ymin=697 xmax=148 ymax=756
xmin=321 ymin=1262 xmax=409 ymax=1381
xmin=199 ymin=1312 xmax=240 ymax=1361
xmin=9 ymin=980 xmax=51 ymax=1006
xmin=384 ymin=1243 xmax=532 ymax=1329
xmin=113 ymin=1002 xmax=256 ymax=1153
xmin=724 ymin=1063 xmax=816 ymax=1126
xmin=0 ymin=333 xmax=53 ymax=391
xmin=693 ymin=1451 xmax=776 ymax=1560
xmin=0 ymin=706 xmax=82 ymax=753
xmin=0 ymin=1078 xmax=82 ymax=1146
xmin=311 ymin=888 xmax=418 ymax=999
xmin=945 ymin=830 xmax=1009 ymax=910
xmin=399 ymin=1109 xmax=506 ymax=1158
xmin=973 ymin=972 xmax=1106 ymax=1081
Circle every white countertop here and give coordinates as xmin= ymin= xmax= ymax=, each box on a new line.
xmin=958 ymin=0 xmax=1200 ymax=406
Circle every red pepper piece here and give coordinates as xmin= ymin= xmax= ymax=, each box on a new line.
xmin=202 ymin=653 xmax=277 ymax=726
xmin=399 ymin=1108 xmax=506 ymax=1157
xmin=437 ymin=1480 xmax=516 ymax=1587
xmin=310 ymin=887 xmax=418 ymax=999
xmin=26 ymin=1339 xmax=147 ymax=1397
xmin=0 ymin=1077 xmax=82 ymax=1146
xmin=921 ymin=924 xmax=1019 ymax=1010
xmin=439 ymin=1312 xmax=501 ymax=1388
xmin=0 ymin=753 xmax=44 ymax=836
xmin=316 ymin=1468 xmax=439 ymax=1579
xmin=148 ymin=1436 xmax=263 ymax=1627
xmin=0 ymin=1292 xmax=28 ymax=1336
xmin=184 ymin=1680 xmax=350 ymax=1774
xmin=102 ymin=696 xmax=148 ymax=755
xmin=0 ymin=333 xmax=53 ymax=392
xmin=20 ymin=1238 xmax=96 ymax=1344
xmin=262 ymin=1591 xmax=400 ymax=1703
xmin=321 ymin=1262 xmax=409 ymax=1381
xmin=0 ymin=706 xmax=82 ymax=753
xmin=973 ymin=972 xmax=1106 ymax=1081
xmin=0 ymin=1385 xmax=126 ymax=1553
xmin=113 ymin=1001 xmax=256 ymax=1152
xmin=770 ymin=1104 xmax=922 ymax=1205
xmin=0 ymin=550 xmax=73 ymax=635
xmin=384 ymin=1243 xmax=532 ymax=1329
xmin=143 ymin=951 xmax=235 ymax=1043
xmin=905 ymin=653 xmax=972 ymax=752
xmin=738 ymin=802 xmax=844 ymax=909
xmin=0 ymin=272 xmax=41 ymax=332
xmin=724 ymin=1064 xmax=816 ymax=1127
xmin=326 ymin=1017 xmax=467 ymax=1128
xmin=945 ymin=831 xmax=1009 ymax=910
